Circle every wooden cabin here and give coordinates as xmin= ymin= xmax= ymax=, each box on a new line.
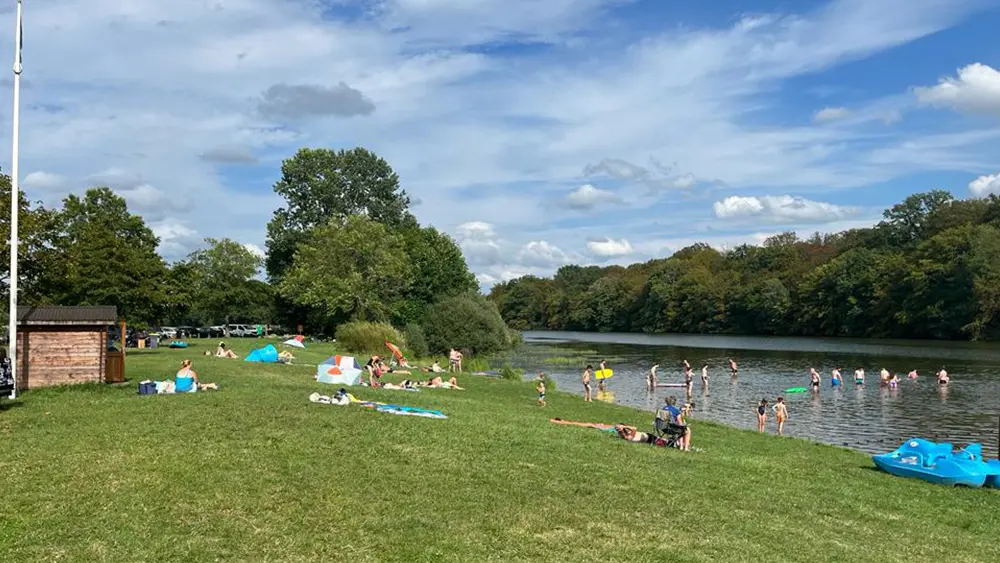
xmin=15 ymin=305 xmax=118 ymax=389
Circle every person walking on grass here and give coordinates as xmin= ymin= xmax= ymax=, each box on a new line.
xmin=583 ymin=365 xmax=593 ymax=402
xmin=756 ymin=398 xmax=768 ymax=434
xmin=536 ymin=375 xmax=546 ymax=407
xmin=772 ymin=397 xmax=788 ymax=436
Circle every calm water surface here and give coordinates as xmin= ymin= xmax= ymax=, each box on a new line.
xmin=503 ymin=332 xmax=1000 ymax=457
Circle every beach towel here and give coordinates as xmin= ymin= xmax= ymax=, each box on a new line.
xmin=550 ymin=418 xmax=616 ymax=432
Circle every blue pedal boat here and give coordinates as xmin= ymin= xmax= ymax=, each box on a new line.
xmin=872 ymin=438 xmax=998 ymax=488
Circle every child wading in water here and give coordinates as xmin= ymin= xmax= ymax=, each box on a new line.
xmin=582 ymin=365 xmax=593 ymax=402
xmin=772 ymin=397 xmax=788 ymax=435
xmin=756 ymin=398 xmax=768 ymax=433
xmin=536 ymin=376 xmax=546 ymax=407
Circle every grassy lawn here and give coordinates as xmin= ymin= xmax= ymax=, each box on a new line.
xmin=1 ymin=339 xmax=998 ymax=562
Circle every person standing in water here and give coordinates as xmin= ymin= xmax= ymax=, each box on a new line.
xmin=772 ymin=397 xmax=788 ymax=436
xmin=854 ymin=367 xmax=865 ymax=385
xmin=683 ymin=364 xmax=694 ymax=395
xmin=647 ymin=364 xmax=659 ymax=392
xmin=880 ymin=368 xmax=890 ymax=385
xmin=701 ymin=364 xmax=709 ymax=387
xmin=582 ymin=364 xmax=593 ymax=402
xmin=937 ymin=367 xmax=949 ymax=385
xmin=831 ymin=367 xmax=842 ymax=387
xmin=598 ymin=359 xmax=608 ymax=392
xmin=809 ymin=368 xmax=821 ymax=391
xmin=908 ymin=369 xmax=918 ymax=379
xmin=729 ymin=358 xmax=738 ymax=378
xmin=756 ymin=398 xmax=768 ymax=433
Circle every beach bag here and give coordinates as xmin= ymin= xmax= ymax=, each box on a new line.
xmin=138 ymin=380 xmax=157 ymax=395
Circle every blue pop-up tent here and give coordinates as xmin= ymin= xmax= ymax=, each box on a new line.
xmin=245 ymin=344 xmax=279 ymax=363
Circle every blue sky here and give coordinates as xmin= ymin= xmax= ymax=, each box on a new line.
xmin=2 ymin=0 xmax=1000 ymax=287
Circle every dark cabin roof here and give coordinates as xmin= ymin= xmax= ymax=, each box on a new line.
xmin=17 ymin=306 xmax=118 ymax=326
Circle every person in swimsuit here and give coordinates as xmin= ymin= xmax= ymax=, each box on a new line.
xmin=536 ymin=377 xmax=546 ymax=407
xmin=809 ymin=368 xmax=821 ymax=390
xmin=854 ymin=368 xmax=865 ymax=385
xmin=772 ymin=397 xmax=788 ymax=436
xmin=598 ymin=360 xmax=608 ymax=393
xmin=647 ymin=364 xmax=659 ymax=392
xmin=701 ymin=364 xmax=709 ymax=387
xmin=615 ymin=424 xmax=663 ymax=445
xmin=756 ymin=398 xmax=768 ymax=434
xmin=908 ymin=370 xmax=918 ymax=379
xmin=582 ymin=365 xmax=593 ymax=402
xmin=729 ymin=358 xmax=738 ymax=377
xmin=937 ymin=368 xmax=949 ymax=385
xmin=684 ymin=365 xmax=694 ymax=394
xmin=831 ymin=368 xmax=842 ymax=387
xmin=889 ymin=372 xmax=899 ymax=388
xmin=880 ymin=368 xmax=890 ymax=385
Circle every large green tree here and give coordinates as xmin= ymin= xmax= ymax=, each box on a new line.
xmin=265 ymin=147 xmax=414 ymax=281
xmin=396 ymin=225 xmax=477 ymax=323
xmin=184 ymin=238 xmax=264 ymax=325
xmin=55 ymin=188 xmax=167 ymax=323
xmin=278 ymin=215 xmax=411 ymax=328
xmin=0 ymin=173 xmax=63 ymax=307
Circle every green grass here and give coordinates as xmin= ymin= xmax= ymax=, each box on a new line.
xmin=1 ymin=339 xmax=999 ymax=562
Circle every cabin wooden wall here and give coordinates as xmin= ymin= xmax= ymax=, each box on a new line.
xmin=15 ymin=327 xmax=107 ymax=389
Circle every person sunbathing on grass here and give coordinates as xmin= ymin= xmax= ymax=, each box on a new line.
xmin=614 ymin=424 xmax=665 ymax=446
xmin=215 ymin=342 xmax=238 ymax=359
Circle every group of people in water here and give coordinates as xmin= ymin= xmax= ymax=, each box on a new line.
xmin=818 ymin=367 xmax=951 ymax=387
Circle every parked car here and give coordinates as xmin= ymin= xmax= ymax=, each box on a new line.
xmin=160 ymin=327 xmax=178 ymax=339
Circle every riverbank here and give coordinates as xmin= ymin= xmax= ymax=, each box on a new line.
xmin=1 ymin=341 xmax=998 ymax=562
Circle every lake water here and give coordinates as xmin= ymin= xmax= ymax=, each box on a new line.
xmin=503 ymin=331 xmax=1000 ymax=457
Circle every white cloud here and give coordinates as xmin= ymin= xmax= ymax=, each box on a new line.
xmin=712 ymin=195 xmax=856 ymax=223
xmin=969 ymin=173 xmax=1000 ymax=198
xmin=814 ymin=106 xmax=851 ymax=122
xmin=517 ymin=240 xmax=572 ymax=268
xmin=116 ymin=184 xmax=192 ymax=221
xmin=565 ymin=184 xmax=620 ymax=209
xmin=151 ymin=219 xmax=200 ymax=260
xmin=670 ymin=173 xmax=697 ymax=189
xmin=243 ymin=243 xmax=266 ymax=259
xmin=914 ymin=63 xmax=1000 ymax=116
xmin=587 ymin=238 xmax=633 ymax=258
xmin=21 ymin=171 xmax=65 ymax=190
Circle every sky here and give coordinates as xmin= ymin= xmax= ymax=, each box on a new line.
xmin=2 ymin=0 xmax=1000 ymax=289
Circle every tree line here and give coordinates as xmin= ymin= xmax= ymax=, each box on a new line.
xmin=1 ymin=147 xmax=514 ymax=354
xmin=488 ymin=190 xmax=1000 ymax=341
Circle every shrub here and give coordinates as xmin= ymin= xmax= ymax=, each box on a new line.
xmin=422 ymin=294 xmax=512 ymax=355
xmin=404 ymin=323 xmax=429 ymax=358
xmin=499 ymin=364 xmax=523 ymax=381
xmin=334 ymin=321 xmax=406 ymax=356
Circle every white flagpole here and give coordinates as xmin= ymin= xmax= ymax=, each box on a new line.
xmin=8 ymin=0 xmax=23 ymax=399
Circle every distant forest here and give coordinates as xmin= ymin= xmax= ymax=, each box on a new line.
xmin=487 ymin=190 xmax=1000 ymax=341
